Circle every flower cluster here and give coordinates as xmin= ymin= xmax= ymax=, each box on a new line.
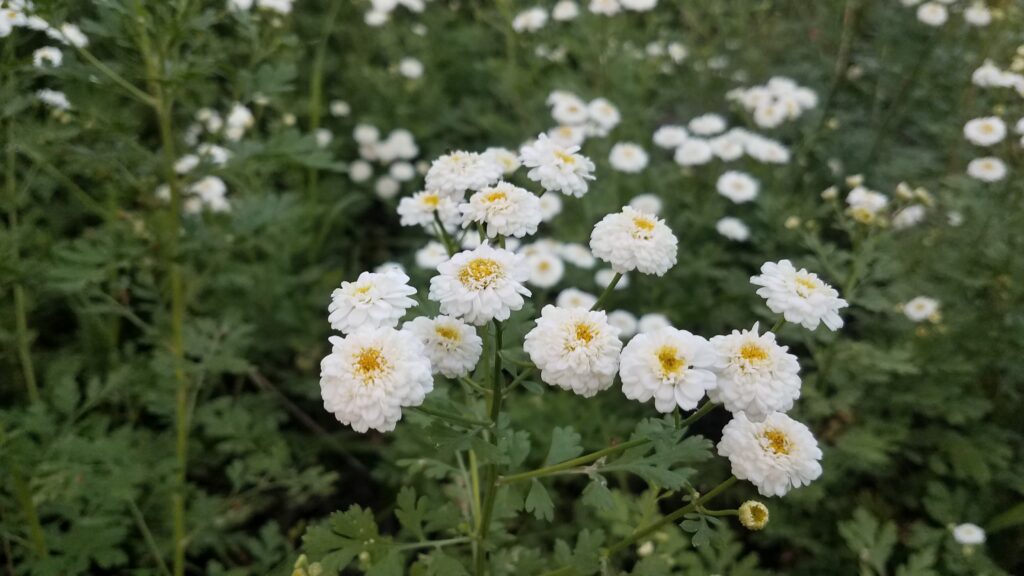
xmin=351 ymin=124 xmax=422 ymax=199
xmin=726 ymin=77 xmax=818 ymax=129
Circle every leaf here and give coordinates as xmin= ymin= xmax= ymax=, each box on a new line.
xmin=302 ymin=505 xmax=389 ymax=574
xmin=581 ymin=477 xmax=615 ymax=511
xmin=525 ymin=480 xmax=554 ymax=522
xmin=395 ymin=487 xmax=428 ymax=540
xmin=570 ymin=529 xmax=606 ymax=575
xmin=838 ymin=507 xmax=897 ymax=576
xmin=545 ymin=426 xmax=583 ymax=466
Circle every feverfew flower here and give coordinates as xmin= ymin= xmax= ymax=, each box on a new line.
xmin=520 ymin=134 xmax=596 ymax=197
xmin=964 ymin=2 xmax=991 ymax=26
xmin=590 ymin=206 xmax=678 ymax=275
xmin=36 ymin=89 xmax=70 ymax=110
xmin=620 ymin=0 xmax=656 ymax=10
xmin=32 ymin=46 xmax=62 ymax=68
xmin=524 ymin=305 xmax=622 ymax=397
xmin=674 ymin=138 xmax=714 ymax=166
xmin=967 ymin=156 xmax=1007 ymax=182
xmin=484 ymin=147 xmax=522 ymax=175
xmin=689 ymin=113 xmax=727 ymax=136
xmin=709 ymin=323 xmax=802 ymax=422
xmin=739 ymin=501 xmax=770 ymax=530
xmin=963 ymin=117 xmax=1006 ymax=146
xmin=916 ymin=2 xmax=948 ymax=26
xmin=556 ymin=287 xmax=598 ymax=309
xmin=512 ymin=7 xmax=548 ymax=32
xmin=539 ymin=191 xmax=564 ymax=221
xmin=587 ymin=98 xmax=621 ymax=133
xmin=608 ymin=310 xmax=638 ymax=338
xmin=320 ymin=327 xmax=433 ymax=433
xmin=398 ymin=190 xmax=460 ymax=228
xmin=425 ymin=151 xmax=503 ymax=199
xmin=560 ymin=243 xmax=596 ymax=269
xmin=403 ymin=315 xmax=483 ymax=378
xmin=952 ymin=523 xmax=986 ymax=546
xmin=750 ymin=260 xmax=848 ymax=331
xmin=902 ymin=296 xmax=940 ymax=323
xmin=328 ymin=270 xmax=418 ymax=334
xmin=188 ymin=176 xmax=230 ymax=213
xmin=398 ymin=57 xmax=423 ymax=79
xmin=620 ymin=327 xmax=719 ymax=412
xmin=589 ymin=0 xmax=621 ymax=15
xmin=552 ymin=0 xmax=580 ymax=20
xmin=429 ymin=244 xmax=531 ymax=325
xmin=653 ymin=125 xmax=689 ymax=149
xmin=526 ymin=252 xmax=565 ymax=288
xmin=638 ymin=313 xmax=671 ymax=333
xmin=846 ymin=186 xmax=889 ymax=223
xmin=416 ymin=241 xmax=450 ymax=269
xmin=717 ymin=171 xmax=760 ymax=204
xmin=608 ymin=142 xmax=649 ymax=173
xmin=460 ymin=181 xmax=542 ymax=238
xmin=717 ymin=412 xmax=823 ymax=497
xmin=716 ymin=217 xmax=750 ymax=241
xmin=629 ymin=194 xmax=663 ymax=215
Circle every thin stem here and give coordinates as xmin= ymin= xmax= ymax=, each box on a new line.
xmin=769 ymin=317 xmax=786 ymax=334
xmin=499 ymin=438 xmax=649 ymax=485
xmin=6 ymin=120 xmax=38 ymax=404
xmin=433 ymin=211 xmax=458 ymax=256
xmin=395 ymin=536 xmax=474 ymax=552
xmin=410 ymin=406 xmax=491 ymax=428
xmin=474 ymin=321 xmax=504 ymax=575
xmin=69 ymin=43 xmax=156 ymax=107
xmin=678 ymin=400 xmax=718 ymax=428
xmin=461 ymin=376 xmax=491 ymax=395
xmin=502 ymin=367 xmax=535 ymax=396
xmin=590 ymin=272 xmax=623 ymax=311
xmin=10 ymin=471 xmax=47 ymax=559
xmin=305 ymin=0 xmax=343 ymax=204
xmin=699 ymin=508 xmax=739 ymax=517
xmin=127 ymin=499 xmax=173 ymax=576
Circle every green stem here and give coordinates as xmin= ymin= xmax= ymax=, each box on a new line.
xmin=395 ymin=536 xmax=474 ymax=552
xmin=410 ymin=406 xmax=491 ymax=428
xmin=127 ymin=499 xmax=173 ymax=576
xmin=69 ymin=43 xmax=156 ymax=107
xmin=769 ymin=317 xmax=786 ymax=334
xmin=6 ymin=120 xmax=39 ymax=404
xmin=11 ymin=470 xmax=47 ymax=559
xmin=433 ymin=211 xmax=459 ymax=256
xmin=499 ymin=437 xmax=649 ymax=485
xmin=590 ymin=272 xmax=623 ymax=311
xmin=502 ymin=367 xmax=535 ymax=396
xmin=305 ymin=0 xmax=343 ymax=204
xmin=474 ymin=321 xmax=504 ymax=575
xmin=679 ymin=400 xmax=718 ymax=428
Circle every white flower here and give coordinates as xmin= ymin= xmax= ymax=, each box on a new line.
xmin=36 ymin=89 xmax=70 ymax=110
xmin=745 ymin=136 xmax=790 ymax=164
xmin=846 ymin=186 xmax=889 ymax=222
xmin=552 ymin=0 xmax=580 ymax=20
xmin=608 ymin=310 xmax=638 ymax=338
xmin=330 ymin=100 xmax=351 ymax=117
xmin=375 ymin=262 xmax=405 ymax=275
xmin=524 ymin=305 xmax=622 ymax=397
xmin=967 ymin=157 xmax=1007 ymax=182
xmin=320 ymin=327 xmax=433 ymax=433
xmin=952 ymin=523 xmax=986 ymax=546
xmin=378 ymin=129 xmax=419 ymax=162
xmin=717 ymin=171 xmax=760 ymax=204
xmin=587 ymin=98 xmax=621 ymax=132
xmin=547 ymin=124 xmax=587 ymax=147
xmin=188 ymin=176 xmax=230 ymax=213
xmin=674 ymin=138 xmax=714 ymax=166
xmin=32 ymin=46 xmax=62 ymax=68
xmin=902 ymin=296 xmax=940 ymax=322
xmin=560 ymin=243 xmax=596 ymax=269
xmin=257 ymin=0 xmax=294 ymax=13
xmin=620 ymin=327 xmax=718 ymax=412
xmin=653 ymin=125 xmax=689 ymax=149
xmin=398 ymin=190 xmax=460 ymax=228
xmin=539 ymin=191 xmax=563 ymax=221
xmin=526 ymin=251 xmax=565 ymax=288
xmin=375 ymin=176 xmax=401 ymax=200
xmin=51 ymin=23 xmax=89 ymax=47
xmin=460 ymin=181 xmax=542 ymax=238
xmin=667 ymin=42 xmax=688 ymax=62
xmin=609 ymin=142 xmax=649 ymax=173
xmin=689 ymin=114 xmax=727 ymax=136
xmin=520 ymin=134 xmax=596 ymax=197
xmin=174 ymin=154 xmax=200 ymax=174
xmin=429 ymin=244 xmax=531 ymax=325
xmin=354 ymin=124 xmax=380 ymax=145
xmin=751 ymin=260 xmax=847 ymax=331
xmin=329 ymin=270 xmax=417 ymax=334
xmin=416 ymin=241 xmax=450 ymax=269
xmin=426 ymin=151 xmax=503 ymax=199
xmin=198 ymin=143 xmax=231 ymax=165
xmin=916 ymin=2 xmax=947 ymax=26
xmin=390 ymin=161 xmax=416 ymax=182
xmin=893 ymin=205 xmax=927 ymax=229
xmin=716 ymin=217 xmax=750 ymax=241
xmin=709 ymin=323 xmax=801 ymax=422
xmin=620 ymin=0 xmax=657 ymax=11
xmin=963 ymin=117 xmax=1006 ymax=146
xmin=590 ymin=206 xmax=678 ymax=275
xmin=710 ymin=132 xmax=746 ymax=161
xmin=638 ymin=313 xmax=671 ymax=333
xmin=964 ymin=2 xmax=991 ymax=26
xmin=398 ymin=57 xmax=423 ymax=79
xmin=229 ymin=0 xmax=255 ymax=9
xmin=224 ymin=103 xmax=254 ymax=141
xmin=484 ymin=147 xmax=522 ymax=175
xmin=556 ymin=287 xmax=598 ymax=309
xmin=512 ymin=7 xmax=548 ymax=32
xmin=629 ymin=193 xmax=663 ymax=216
xmin=349 ymin=160 xmax=373 ymax=183
xmin=403 ymin=315 xmax=483 ymax=378
xmin=589 ymin=0 xmax=621 ymax=15
xmin=717 ymin=412 xmax=823 ymax=497
xmin=315 ymin=128 xmax=334 ymax=148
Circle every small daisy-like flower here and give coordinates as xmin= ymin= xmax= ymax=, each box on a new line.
xmin=403 ymin=315 xmax=483 ymax=378
xmin=416 ymin=241 xmax=450 ymax=269
xmin=738 ymin=501 xmax=770 ymax=530
xmin=590 ymin=206 xmax=678 ymax=275
xmin=750 ymin=260 xmax=848 ymax=331
xmin=398 ymin=190 xmax=460 ymax=228
xmin=520 ymin=133 xmax=596 ymax=197
xmin=429 ymin=244 xmax=531 ymax=325
xmin=587 ymin=98 xmax=621 ymax=132
xmin=893 ymin=205 xmax=927 ymax=229
xmin=846 ymin=186 xmax=889 ymax=223
xmin=916 ymin=1 xmax=948 ymax=26
xmin=425 ymin=151 xmax=503 ymax=199
xmin=539 ymin=191 xmax=563 ymax=221
xmin=32 ymin=46 xmax=62 ymax=68
xmin=717 ymin=171 xmax=760 ymax=204
xmin=608 ymin=310 xmax=639 ymax=338
xmin=902 ymin=296 xmax=940 ymax=323
xmin=589 ymin=0 xmax=621 ymax=15
xmin=717 ymin=412 xmax=822 ymax=497
xmin=653 ymin=125 xmax=689 ymax=149
xmin=319 ymin=327 xmax=433 ymax=433
xmin=36 ymin=89 xmax=71 ymax=110
xmin=552 ymin=0 xmax=580 ymax=20
xmin=484 ymin=147 xmax=522 ymax=175
xmin=674 ymin=138 xmax=714 ymax=166
xmin=709 ymin=323 xmax=801 ymax=422
xmin=398 ymin=57 xmax=423 ymax=79
xmin=550 ymin=93 xmax=589 ymax=125
xmin=609 ymin=142 xmax=649 ymax=173
xmin=638 ymin=313 xmax=671 ymax=333
xmin=952 ymin=523 xmax=986 ymax=546
xmin=620 ymin=327 xmax=719 ymax=412
xmin=524 ymin=305 xmax=623 ymax=397
xmin=512 ymin=6 xmax=548 ymax=32
xmin=716 ymin=217 xmax=750 ymax=241
xmin=556 ymin=287 xmax=598 ymax=309
xmin=629 ymin=193 xmax=663 ymax=215
xmin=188 ymin=176 xmax=230 ymax=213
xmin=689 ymin=113 xmax=727 ymax=136
xmin=560 ymin=243 xmax=596 ymax=268
xmin=459 ymin=181 xmax=542 ymax=238
xmin=349 ymin=160 xmax=373 ymax=183
xmin=963 ymin=117 xmax=1006 ymax=146
xmin=328 ymin=270 xmax=418 ymax=334
xmin=964 ymin=2 xmax=991 ymax=26
xmin=967 ymin=156 xmax=1007 ymax=182
xmin=710 ymin=132 xmax=746 ymax=161
xmin=526 ymin=252 xmax=565 ymax=288
xmin=620 ymin=0 xmax=657 ymax=11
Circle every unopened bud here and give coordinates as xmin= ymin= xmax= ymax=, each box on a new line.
xmin=738 ymin=501 xmax=770 ymax=531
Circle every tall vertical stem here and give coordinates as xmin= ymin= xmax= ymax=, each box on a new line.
xmin=474 ymin=321 xmax=504 ymax=575
xmin=5 ymin=120 xmax=38 ymax=404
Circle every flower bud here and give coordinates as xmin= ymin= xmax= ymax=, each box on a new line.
xmin=738 ymin=500 xmax=770 ymax=531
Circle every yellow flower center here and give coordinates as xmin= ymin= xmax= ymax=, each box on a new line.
xmin=980 ymin=123 xmax=994 ymax=134
xmin=537 ymin=260 xmax=551 ymax=271
xmin=555 ymin=150 xmax=576 ymax=165
xmin=565 ymin=321 xmax=597 ymax=351
xmin=656 ymin=345 xmax=685 ymax=377
xmin=354 ymin=283 xmax=373 ymax=295
xmin=794 ymin=275 xmax=818 ymax=296
xmin=434 ymin=325 xmax=461 ymax=342
xmin=762 ymin=428 xmax=792 ymax=455
xmin=739 ymin=343 xmax=769 ymax=363
xmin=458 ymin=258 xmax=503 ymax=289
xmin=422 ymin=193 xmax=440 ymax=208
xmin=354 ymin=347 xmax=388 ymax=384
xmin=632 ymin=216 xmax=656 ymax=238
xmin=750 ymin=505 xmax=768 ymax=524
xmin=483 ymin=190 xmax=508 ymax=203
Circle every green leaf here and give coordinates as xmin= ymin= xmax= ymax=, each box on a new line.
xmin=838 ymin=507 xmax=897 ymax=576
xmin=525 ymin=480 xmax=554 ymax=522
xmin=544 ymin=426 xmax=583 ymax=466
xmin=581 ymin=477 xmax=615 ymax=511
xmin=395 ymin=487 xmax=428 ymax=540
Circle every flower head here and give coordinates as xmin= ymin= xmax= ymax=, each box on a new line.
xmin=717 ymin=171 xmax=760 ymax=204
xmin=403 ymin=315 xmax=483 ymax=378
xmin=329 ymin=270 xmax=418 ymax=334
xmin=524 ymin=305 xmax=622 ymax=397
xmin=590 ymin=206 xmax=678 ymax=275
xmin=520 ymin=133 xmax=596 ymax=197
xmin=429 ymin=244 xmax=531 ymax=325
xmin=320 ymin=327 xmax=433 ymax=433
xmin=738 ymin=501 xmax=770 ymax=530
xmin=952 ymin=523 xmax=986 ymax=546
xmin=717 ymin=412 xmax=823 ymax=497
xmin=425 ymin=151 xmax=503 ymax=199
xmin=459 ymin=181 xmax=542 ymax=238
xmin=750 ymin=260 xmax=847 ymax=331
xmin=967 ymin=157 xmax=1007 ymax=182
xmin=709 ymin=323 xmax=801 ymax=422
xmin=620 ymin=327 xmax=719 ymax=412
xmin=963 ymin=117 xmax=1006 ymax=146
xmin=609 ymin=142 xmax=649 ymax=173
xmin=398 ymin=190 xmax=460 ymax=228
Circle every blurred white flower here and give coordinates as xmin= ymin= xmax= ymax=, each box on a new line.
xmin=608 ymin=310 xmax=638 ymax=338
xmin=653 ymin=125 xmax=689 ymax=149
xmin=967 ymin=156 xmax=1007 ymax=182
xmin=629 ymin=193 xmax=662 ymax=215
xmin=375 ymin=176 xmax=401 ymax=199
xmin=552 ymin=0 xmax=580 ymax=20
xmin=674 ymin=138 xmax=714 ymax=166
xmin=689 ymin=113 xmax=727 ymax=136
xmin=32 ymin=46 xmax=62 ymax=68
xmin=716 ymin=217 xmax=750 ymax=241
xmin=638 ymin=313 xmax=671 ymax=333
xmin=916 ymin=2 xmax=947 ymax=26
xmin=964 ymin=2 xmax=991 ymax=26
xmin=512 ymin=7 xmax=548 ymax=32
xmin=717 ymin=171 xmax=760 ymax=204
xmin=902 ymin=296 xmax=940 ymax=323
xmin=526 ymin=251 xmax=565 ymax=288
xmin=589 ymin=0 xmax=622 ymax=16
xmin=349 ymin=160 xmax=374 ymax=183
xmin=952 ymin=523 xmax=986 ymax=546
xmin=398 ymin=57 xmax=424 ymax=79
xmin=538 ymin=191 xmax=564 ymax=221
xmin=964 ymin=116 xmax=1006 ymax=146
xmin=609 ymin=142 xmax=649 ymax=173
xmin=416 ymin=241 xmax=450 ymax=269
xmin=556 ymin=287 xmax=598 ymax=309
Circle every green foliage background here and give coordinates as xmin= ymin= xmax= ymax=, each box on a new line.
xmin=1 ymin=0 xmax=1022 ymax=574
